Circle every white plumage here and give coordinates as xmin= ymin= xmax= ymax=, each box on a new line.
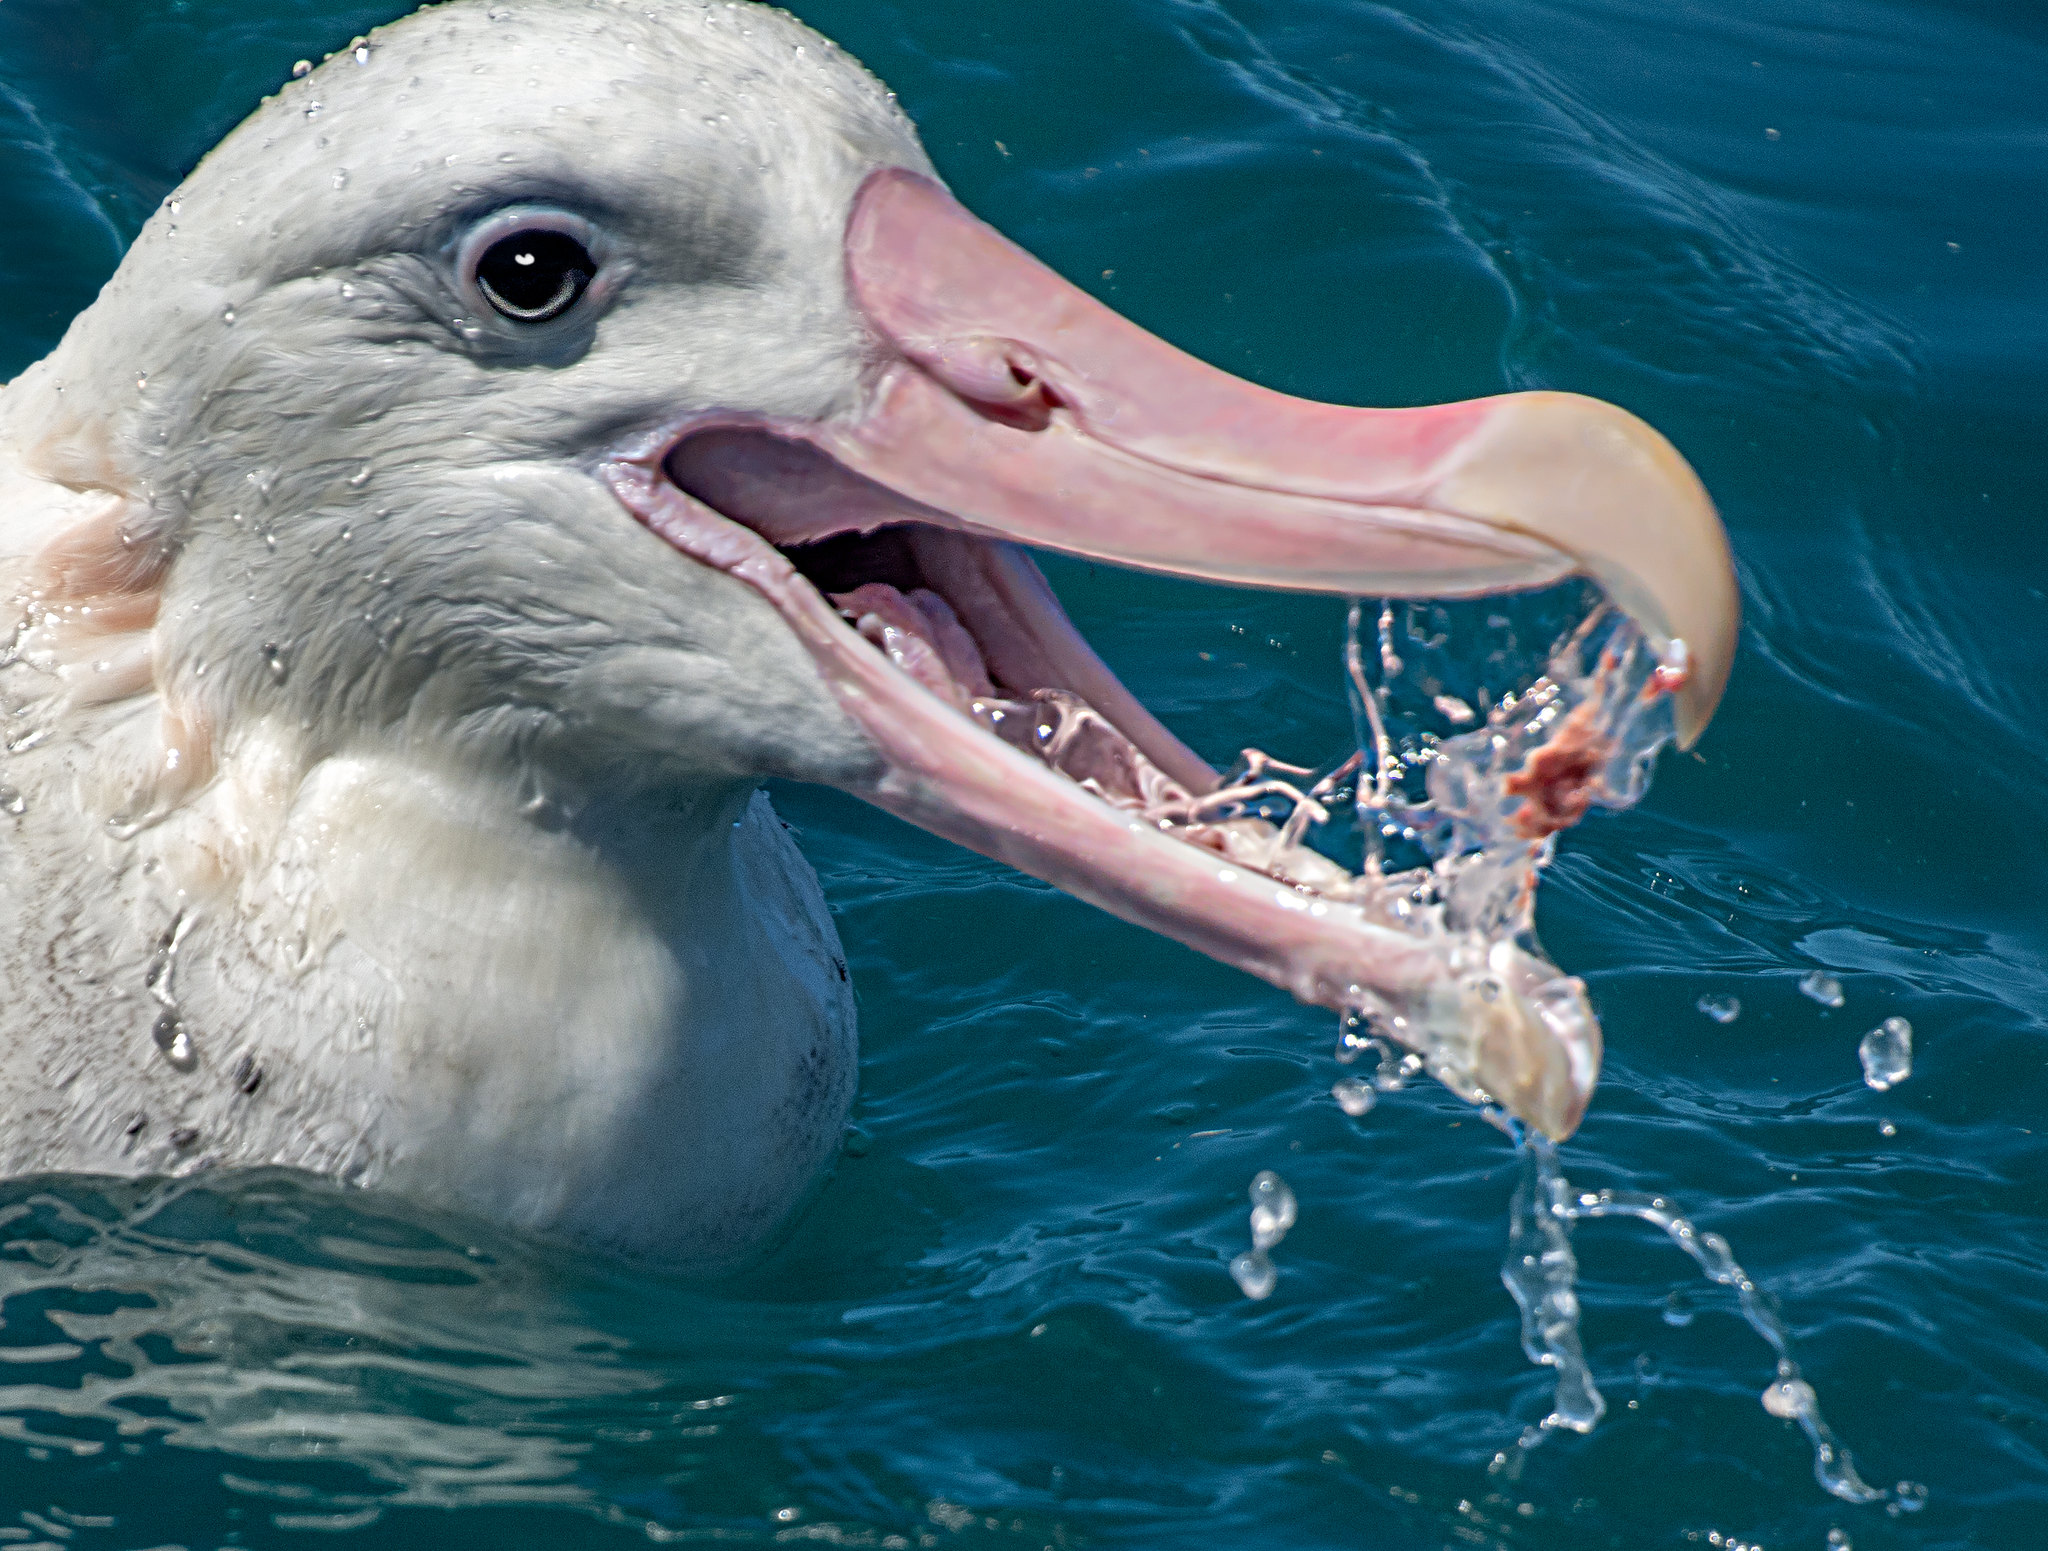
xmin=0 ymin=0 xmax=906 ymax=1266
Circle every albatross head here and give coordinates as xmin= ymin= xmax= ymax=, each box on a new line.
xmin=6 ymin=0 xmax=1736 ymax=1143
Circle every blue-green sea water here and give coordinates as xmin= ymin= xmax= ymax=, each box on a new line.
xmin=2 ymin=1 xmax=2044 ymax=1546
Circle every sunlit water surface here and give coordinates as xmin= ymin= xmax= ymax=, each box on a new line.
xmin=1 ymin=1 xmax=2044 ymax=1546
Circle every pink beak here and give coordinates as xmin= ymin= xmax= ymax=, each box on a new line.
xmin=830 ymin=169 xmax=1735 ymax=745
xmin=612 ymin=167 xmax=1740 ymax=1141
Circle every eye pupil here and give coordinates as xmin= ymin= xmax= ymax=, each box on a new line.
xmin=476 ymin=229 xmax=594 ymax=322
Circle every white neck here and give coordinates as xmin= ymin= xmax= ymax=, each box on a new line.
xmin=0 ymin=627 xmax=856 ymax=1266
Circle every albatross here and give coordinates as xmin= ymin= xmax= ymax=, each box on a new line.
xmin=0 ymin=0 xmax=1736 ymax=1266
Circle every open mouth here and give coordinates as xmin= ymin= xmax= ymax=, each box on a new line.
xmin=599 ymin=169 xmax=1741 ymax=1142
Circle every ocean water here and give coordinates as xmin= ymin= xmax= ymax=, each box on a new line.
xmin=1 ymin=0 xmax=2044 ymax=1546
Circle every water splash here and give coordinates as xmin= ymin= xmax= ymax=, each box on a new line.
xmin=1317 ymin=588 xmax=1685 ymax=1127
xmin=1302 ymin=595 xmax=1922 ymax=1510
xmin=1497 ymin=1135 xmax=1920 ymax=1509
xmin=838 ymin=570 xmax=1680 ymax=1135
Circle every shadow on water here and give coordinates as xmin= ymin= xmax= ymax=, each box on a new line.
xmin=1 ymin=0 xmax=2046 ymax=1546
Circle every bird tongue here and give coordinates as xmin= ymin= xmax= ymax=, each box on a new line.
xmin=831 ymin=583 xmax=994 ymax=707
xmin=829 ymin=579 xmax=1186 ymax=811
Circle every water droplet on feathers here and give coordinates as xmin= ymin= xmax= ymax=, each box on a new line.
xmin=153 ymin=1013 xmax=196 ymax=1071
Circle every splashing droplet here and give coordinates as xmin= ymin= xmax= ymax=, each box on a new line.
xmin=1230 ymin=1250 xmax=1277 ymax=1301
xmin=1331 ymin=1077 xmax=1376 ymax=1117
xmin=1373 ymin=1045 xmax=1422 ymax=1093
xmin=1799 ymin=971 xmax=1845 ymax=1008
xmin=1333 ymin=1010 xmax=1372 ymax=1064
xmin=1858 ymin=1017 xmax=1912 ymax=1090
xmin=1248 ymin=1170 xmax=1296 ymax=1250
xmin=1697 ymin=993 xmax=1741 ymax=1024
xmin=1762 ymin=1377 xmax=1818 ymax=1419
xmin=1231 ymin=1171 xmax=1295 ymax=1300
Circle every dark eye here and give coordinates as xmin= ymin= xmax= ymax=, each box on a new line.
xmin=474 ymin=229 xmax=595 ymax=323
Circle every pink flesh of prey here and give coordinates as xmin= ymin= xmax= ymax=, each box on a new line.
xmin=601 ymin=169 xmax=1742 ymax=1140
